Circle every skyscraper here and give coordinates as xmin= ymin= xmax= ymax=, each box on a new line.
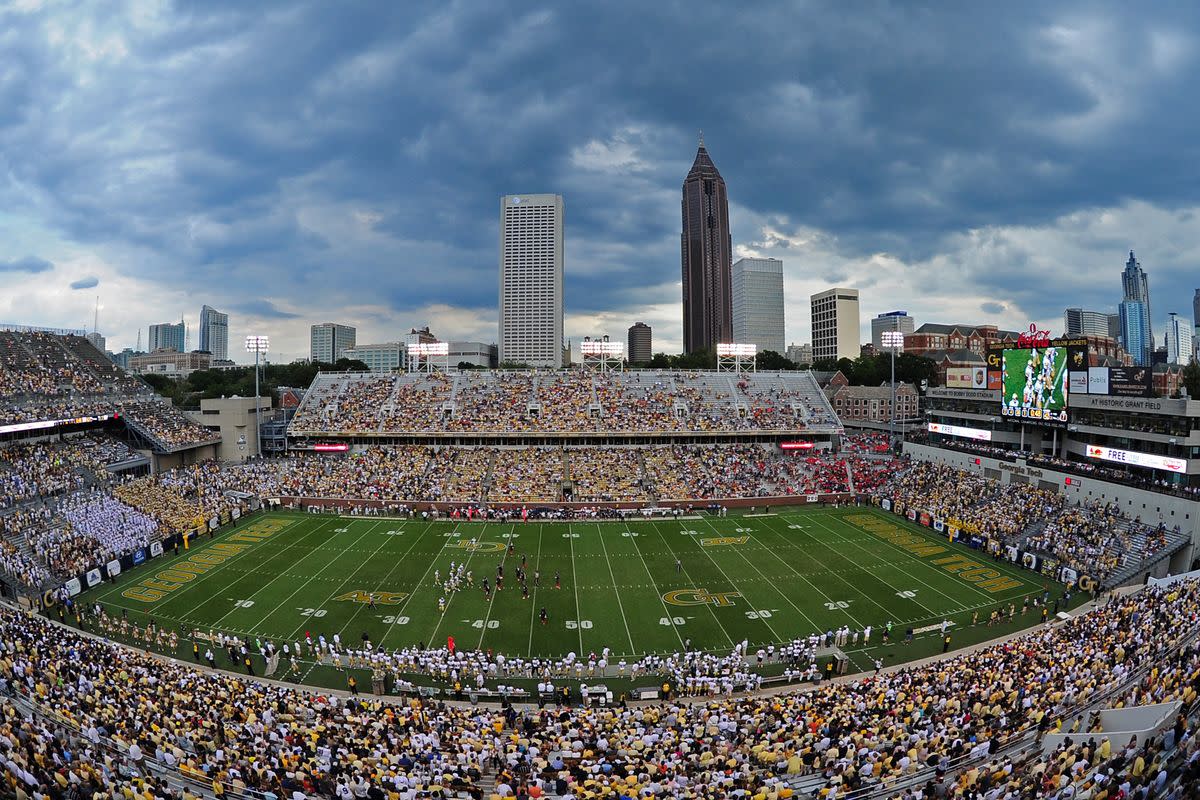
xmin=627 ymin=322 xmax=652 ymax=363
xmin=310 ymin=322 xmax=357 ymax=363
xmin=198 ymin=305 xmax=229 ymax=361
xmin=1166 ymin=312 xmax=1193 ymax=366
xmin=810 ymin=288 xmax=860 ymax=361
xmin=148 ymin=321 xmax=185 ymax=352
xmin=871 ymin=311 xmax=915 ymax=350
xmin=731 ymin=257 xmax=785 ymax=354
xmin=1120 ymin=250 xmax=1152 ymax=364
xmin=1119 ymin=301 xmax=1150 ymax=366
xmin=1194 ymin=289 xmax=1199 ymax=355
xmin=1065 ymin=308 xmax=1119 ymax=339
xmin=499 ymin=194 xmax=564 ymax=368
xmin=681 ymin=135 xmax=732 ymax=354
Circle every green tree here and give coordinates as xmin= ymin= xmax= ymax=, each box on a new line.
xmin=756 ymin=350 xmax=797 ymax=370
xmin=648 ymin=353 xmax=673 ymax=369
xmin=850 ymin=355 xmax=883 ymax=386
xmin=1182 ymin=360 xmax=1200 ymax=399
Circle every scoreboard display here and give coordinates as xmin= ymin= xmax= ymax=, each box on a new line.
xmin=1000 ymin=346 xmax=1070 ymax=425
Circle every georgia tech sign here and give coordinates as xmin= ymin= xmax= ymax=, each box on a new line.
xmin=663 ymin=588 xmax=744 ymax=607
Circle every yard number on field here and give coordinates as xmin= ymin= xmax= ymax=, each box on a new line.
xmin=297 ymin=607 xmax=327 ymax=618
xmin=565 ymin=620 xmax=593 ymax=629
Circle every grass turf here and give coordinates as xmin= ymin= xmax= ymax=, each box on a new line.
xmin=65 ymin=507 xmax=1073 ymax=693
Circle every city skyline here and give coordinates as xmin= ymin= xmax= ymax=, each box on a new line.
xmin=2 ymin=4 xmax=1200 ymax=362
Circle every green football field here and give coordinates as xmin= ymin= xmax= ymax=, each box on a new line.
xmin=71 ymin=507 xmax=1064 ymax=691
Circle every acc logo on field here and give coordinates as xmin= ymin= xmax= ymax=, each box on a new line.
xmin=450 ymin=540 xmax=505 ymax=553
xmin=699 ymin=536 xmax=748 ymax=547
xmin=334 ymin=590 xmax=408 ymax=606
xmin=664 ymin=588 xmax=744 ymax=607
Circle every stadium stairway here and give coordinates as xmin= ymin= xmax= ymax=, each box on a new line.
xmin=1105 ymin=524 xmax=1191 ymax=588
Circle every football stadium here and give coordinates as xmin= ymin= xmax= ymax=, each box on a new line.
xmin=5 ymin=5 xmax=1200 ymax=796
xmin=1 ymin=327 xmax=1199 ymax=799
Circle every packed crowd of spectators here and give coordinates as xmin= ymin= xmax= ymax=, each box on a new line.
xmin=643 ymin=445 xmax=775 ymax=499
xmin=882 ymin=461 xmax=1064 ymax=540
xmin=567 ymin=447 xmax=646 ymax=502
xmin=0 ymin=330 xmax=158 ymax=423
xmin=3 ymin=576 xmax=1200 ymax=798
xmin=118 ymin=400 xmax=220 ymax=449
xmin=113 ymin=476 xmax=204 ymax=535
xmin=291 ymin=369 xmax=842 ymax=435
xmin=489 ymin=447 xmax=563 ymax=503
xmin=874 ymin=460 xmax=1185 ymax=582
xmin=0 ymin=442 xmax=88 ymax=507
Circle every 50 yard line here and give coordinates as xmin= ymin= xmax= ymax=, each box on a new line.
xmin=595 ymin=522 xmax=636 ymax=656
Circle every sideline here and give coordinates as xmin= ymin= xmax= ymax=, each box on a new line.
xmin=12 ymin=583 xmax=1134 ymax=713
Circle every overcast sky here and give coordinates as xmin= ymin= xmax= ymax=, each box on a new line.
xmin=1 ymin=1 xmax=1199 ymax=363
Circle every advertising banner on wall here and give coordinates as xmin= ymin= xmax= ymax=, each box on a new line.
xmin=1108 ymin=367 xmax=1153 ymax=397
xmin=945 ymin=368 xmax=975 ymax=388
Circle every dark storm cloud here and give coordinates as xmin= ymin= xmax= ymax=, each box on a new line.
xmin=0 ymin=256 xmax=52 ymax=274
xmin=69 ymin=276 xmax=99 ymax=290
xmin=228 ymin=300 xmax=300 ymax=320
xmin=1 ymin=1 xmax=1198 ymax=342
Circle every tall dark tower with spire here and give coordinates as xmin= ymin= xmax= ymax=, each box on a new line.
xmin=681 ymin=133 xmax=732 ymax=354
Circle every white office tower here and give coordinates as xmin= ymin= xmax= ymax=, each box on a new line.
xmin=499 ymin=194 xmax=564 ymax=367
xmin=810 ymin=287 xmax=860 ymax=361
xmin=1166 ymin=312 xmax=1193 ymax=366
xmin=732 ymin=257 xmax=785 ymax=354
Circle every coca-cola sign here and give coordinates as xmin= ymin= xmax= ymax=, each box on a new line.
xmin=1016 ymin=323 xmax=1051 ymax=349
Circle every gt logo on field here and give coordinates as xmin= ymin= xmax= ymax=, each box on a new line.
xmin=664 ymin=588 xmax=744 ymax=607
xmin=450 ymin=540 xmax=505 ymax=553
xmin=699 ymin=536 xmax=748 ymax=547
xmin=334 ymin=590 xmax=409 ymax=605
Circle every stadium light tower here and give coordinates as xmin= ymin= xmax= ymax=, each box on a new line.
xmin=882 ymin=329 xmax=904 ymax=450
xmin=245 ymin=335 xmax=269 ymax=458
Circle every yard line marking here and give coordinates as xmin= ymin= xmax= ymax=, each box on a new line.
xmin=662 ymin=517 xmax=786 ymax=644
xmin=266 ymin=519 xmax=391 ymax=642
xmin=726 ymin=516 xmax=875 ymax=629
xmin=327 ymin=520 xmax=438 ymax=650
xmin=375 ymin=521 xmax=451 ymax=645
xmin=596 ymin=523 xmax=636 ymax=656
xmin=433 ymin=521 xmax=494 ymax=648
xmin=89 ymin=513 xmax=307 ymax=612
xmin=525 ymin=525 xmax=545 ymax=659
xmin=621 ymin=523 xmax=686 ymax=650
xmin=692 ymin=515 xmax=823 ymax=635
xmin=183 ymin=517 xmax=343 ymax=628
xmin=567 ymin=525 xmax=584 ymax=653
xmin=641 ymin=520 xmax=737 ymax=648
xmin=814 ymin=509 xmax=1021 ymax=606
xmin=802 ymin=514 xmax=946 ymax=615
